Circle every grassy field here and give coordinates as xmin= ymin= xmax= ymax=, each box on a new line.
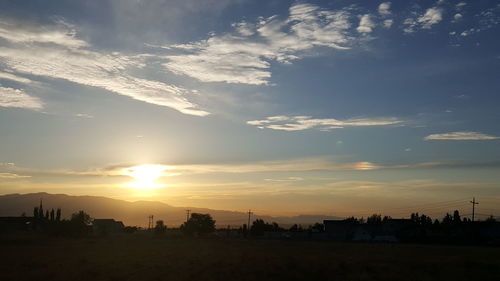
xmin=1 ymin=234 xmax=500 ymax=281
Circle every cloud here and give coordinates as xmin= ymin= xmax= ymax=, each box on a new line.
xmin=88 ymin=159 xmax=384 ymax=176
xmin=378 ymin=2 xmax=392 ymax=16
xmin=0 ymin=19 xmax=88 ymax=48
xmin=265 ymin=177 xmax=304 ymax=182
xmin=3 ymin=158 xmax=383 ymax=181
xmin=383 ymin=19 xmax=394 ymax=28
xmin=357 ymin=14 xmax=375 ymax=33
xmin=460 ymin=28 xmax=478 ymax=36
xmin=403 ymin=18 xmax=418 ymax=33
xmin=0 ymin=87 xmax=43 ymax=110
xmin=453 ymin=13 xmax=463 ymax=22
xmin=0 ymin=71 xmax=34 ymax=84
xmin=231 ymin=21 xmax=256 ymax=36
xmin=0 ymin=19 xmax=208 ymax=116
xmin=10 ymin=157 xmax=500 ymax=184
xmin=417 ymin=7 xmax=443 ymax=29
xmin=162 ymin=3 xmax=358 ymax=85
xmin=404 ymin=7 xmax=443 ymax=33
xmin=425 ymin=131 xmax=500 ymax=140
xmin=0 ymin=172 xmax=31 ymax=179
xmin=75 ymin=113 xmax=94 ymax=118
xmin=456 ymin=2 xmax=466 ymax=10
xmin=247 ymin=115 xmax=402 ymax=131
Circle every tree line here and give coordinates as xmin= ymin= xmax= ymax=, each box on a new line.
xmin=30 ymin=201 xmax=92 ymax=236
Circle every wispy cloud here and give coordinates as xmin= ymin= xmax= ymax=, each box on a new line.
xmin=0 ymin=71 xmax=34 ymax=84
xmin=247 ymin=115 xmax=402 ymax=131
xmin=0 ymin=19 xmax=208 ymax=116
xmin=265 ymin=177 xmax=304 ymax=182
xmin=0 ymin=172 xmax=31 ymax=179
xmin=0 ymin=87 xmax=43 ymax=110
xmin=162 ymin=3 xmax=358 ymax=85
xmin=152 ymin=159 xmax=381 ymax=175
xmin=5 ymin=158 xmax=382 ymax=179
xmin=75 ymin=113 xmax=94 ymax=118
xmin=425 ymin=131 xmax=500 ymax=140
xmin=8 ymin=158 xmax=500 ymax=182
xmin=456 ymin=2 xmax=467 ymax=10
xmin=0 ymin=19 xmax=88 ymax=48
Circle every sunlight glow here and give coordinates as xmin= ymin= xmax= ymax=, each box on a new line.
xmin=125 ymin=164 xmax=168 ymax=189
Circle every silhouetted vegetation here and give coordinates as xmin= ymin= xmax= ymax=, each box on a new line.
xmin=2 ymin=202 xmax=500 ymax=281
xmin=180 ymin=213 xmax=215 ymax=236
xmin=310 ymin=222 xmax=325 ymax=232
xmin=250 ymin=219 xmax=283 ymax=236
xmin=154 ymin=220 xmax=167 ymax=234
xmin=19 ymin=201 xmax=94 ymax=236
xmin=3 ymin=201 xmax=500 ymax=246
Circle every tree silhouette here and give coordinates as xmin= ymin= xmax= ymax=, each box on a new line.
xmin=485 ymin=215 xmax=497 ymax=223
xmin=250 ymin=219 xmax=281 ymax=236
xmin=50 ymin=209 xmax=55 ymax=221
xmin=442 ymin=213 xmax=453 ymax=225
xmin=289 ymin=224 xmax=304 ymax=232
xmin=310 ymin=222 xmax=324 ymax=232
xmin=367 ymin=214 xmax=382 ymax=224
xmin=154 ymin=220 xmax=167 ymax=234
xmin=71 ymin=211 xmax=92 ymax=225
xmin=272 ymin=222 xmax=283 ymax=232
xmin=33 ymin=207 xmax=39 ymax=219
xmin=39 ymin=201 xmax=44 ymax=219
xmin=69 ymin=210 xmax=92 ymax=235
xmin=343 ymin=217 xmax=359 ymax=224
xmin=56 ymin=208 xmax=61 ymax=221
xmin=453 ymin=210 xmax=461 ymax=224
xmin=180 ymin=213 xmax=215 ymax=236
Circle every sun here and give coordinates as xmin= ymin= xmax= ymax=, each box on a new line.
xmin=125 ymin=164 xmax=167 ymax=189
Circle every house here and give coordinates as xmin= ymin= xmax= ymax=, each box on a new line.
xmin=92 ymin=219 xmax=124 ymax=235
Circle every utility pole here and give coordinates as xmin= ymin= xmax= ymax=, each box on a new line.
xmin=148 ymin=215 xmax=154 ymax=230
xmin=470 ymin=197 xmax=479 ymax=222
xmin=247 ymin=209 xmax=253 ymax=230
xmin=185 ymin=209 xmax=191 ymax=222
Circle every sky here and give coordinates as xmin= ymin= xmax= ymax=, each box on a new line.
xmin=1 ymin=0 xmax=500 ymax=219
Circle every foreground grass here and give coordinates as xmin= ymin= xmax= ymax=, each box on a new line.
xmin=1 ymin=234 xmax=500 ymax=281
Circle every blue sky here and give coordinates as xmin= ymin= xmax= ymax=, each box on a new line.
xmin=0 ymin=0 xmax=499 ymax=217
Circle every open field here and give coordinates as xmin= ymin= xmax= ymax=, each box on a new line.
xmin=1 ymin=235 xmax=500 ymax=281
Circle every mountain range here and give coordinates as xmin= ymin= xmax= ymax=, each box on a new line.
xmin=0 ymin=193 xmax=340 ymax=227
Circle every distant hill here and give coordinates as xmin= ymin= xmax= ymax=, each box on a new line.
xmin=0 ymin=193 xmax=340 ymax=227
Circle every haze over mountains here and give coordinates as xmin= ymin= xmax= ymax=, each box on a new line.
xmin=0 ymin=193 xmax=339 ymax=227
